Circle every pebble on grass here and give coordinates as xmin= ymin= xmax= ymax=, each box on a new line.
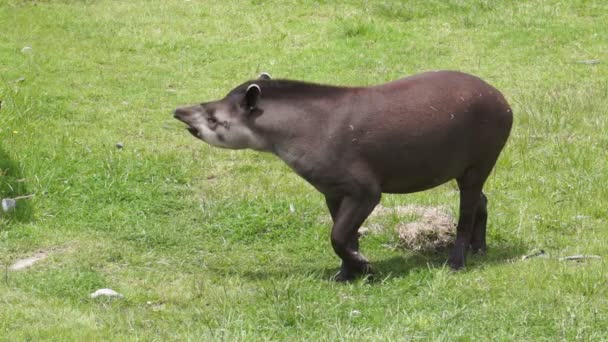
xmin=2 ymin=198 xmax=16 ymax=212
xmin=90 ymin=288 xmax=124 ymax=299
xmin=2 ymin=195 xmax=35 ymax=213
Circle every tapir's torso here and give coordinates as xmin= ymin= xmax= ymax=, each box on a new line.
xmin=173 ymin=70 xmax=513 ymax=276
xmin=252 ymin=71 xmax=512 ymax=196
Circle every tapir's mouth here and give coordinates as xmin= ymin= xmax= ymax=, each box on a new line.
xmin=186 ymin=126 xmax=200 ymax=138
xmin=173 ymin=109 xmax=203 ymax=139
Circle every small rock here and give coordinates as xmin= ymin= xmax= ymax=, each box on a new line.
xmin=90 ymin=288 xmax=123 ymax=299
xmin=21 ymin=46 xmax=33 ymax=54
xmin=1 ymin=198 xmax=16 ymax=212
xmin=350 ymin=309 xmax=361 ymax=317
xmin=116 ymin=142 xmax=124 ymax=149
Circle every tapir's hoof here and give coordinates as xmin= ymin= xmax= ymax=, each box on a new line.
xmin=449 ymin=264 xmax=465 ymax=271
xmin=448 ymin=257 xmax=465 ymax=271
xmin=333 ymin=263 xmax=375 ymax=282
xmin=333 ymin=269 xmax=356 ymax=282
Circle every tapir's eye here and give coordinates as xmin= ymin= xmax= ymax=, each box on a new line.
xmin=207 ymin=117 xmax=217 ymax=124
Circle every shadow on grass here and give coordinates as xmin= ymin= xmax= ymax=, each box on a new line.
xmin=0 ymin=145 xmax=34 ymax=223
xmin=222 ymin=239 xmax=528 ymax=282
xmin=369 ymin=241 xmax=528 ymax=281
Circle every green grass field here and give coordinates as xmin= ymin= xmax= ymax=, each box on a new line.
xmin=1 ymin=0 xmax=607 ymax=340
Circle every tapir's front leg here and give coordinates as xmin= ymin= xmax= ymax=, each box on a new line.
xmin=329 ymin=192 xmax=380 ymax=282
xmin=326 ymin=195 xmax=360 ymax=259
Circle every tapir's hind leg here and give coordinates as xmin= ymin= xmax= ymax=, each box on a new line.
xmin=470 ymin=193 xmax=488 ymax=254
xmin=449 ymin=166 xmax=492 ymax=270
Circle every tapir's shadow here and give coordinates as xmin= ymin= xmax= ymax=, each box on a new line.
xmin=236 ymin=240 xmax=527 ymax=282
xmin=366 ymin=241 xmax=527 ymax=281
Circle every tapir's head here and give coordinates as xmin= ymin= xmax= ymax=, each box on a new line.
xmin=174 ymin=72 xmax=272 ymax=150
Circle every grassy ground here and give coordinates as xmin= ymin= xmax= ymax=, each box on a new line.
xmin=1 ymin=0 xmax=607 ymax=340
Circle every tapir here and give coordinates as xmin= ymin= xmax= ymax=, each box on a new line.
xmin=174 ymin=71 xmax=513 ymax=281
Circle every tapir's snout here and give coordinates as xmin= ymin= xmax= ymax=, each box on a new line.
xmin=173 ymin=107 xmax=192 ymax=122
xmin=174 ymin=105 xmax=204 ymax=139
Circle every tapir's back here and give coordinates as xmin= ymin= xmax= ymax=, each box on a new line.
xmin=345 ymin=71 xmax=512 ymax=193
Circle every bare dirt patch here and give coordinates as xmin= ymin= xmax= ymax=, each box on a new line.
xmin=9 ymin=251 xmax=50 ymax=270
xmin=8 ymin=246 xmax=67 ymax=271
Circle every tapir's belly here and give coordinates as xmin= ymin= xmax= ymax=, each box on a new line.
xmin=364 ymin=138 xmax=472 ymax=194
xmin=374 ymin=156 xmax=466 ymax=194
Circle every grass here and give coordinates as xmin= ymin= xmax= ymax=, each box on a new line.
xmin=1 ymin=0 xmax=607 ymax=340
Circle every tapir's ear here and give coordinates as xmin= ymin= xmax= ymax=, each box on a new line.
xmin=245 ymin=84 xmax=261 ymax=112
xmin=258 ymin=72 xmax=271 ymax=80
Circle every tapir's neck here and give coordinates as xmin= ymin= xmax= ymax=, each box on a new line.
xmin=249 ymin=90 xmax=360 ymax=158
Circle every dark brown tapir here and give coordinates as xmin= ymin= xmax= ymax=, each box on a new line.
xmin=174 ymin=70 xmax=513 ymax=281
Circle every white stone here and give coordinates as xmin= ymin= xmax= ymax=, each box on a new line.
xmin=2 ymin=198 xmax=16 ymax=212
xmin=90 ymin=288 xmax=123 ymax=298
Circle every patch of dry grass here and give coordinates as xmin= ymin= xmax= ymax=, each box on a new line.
xmin=366 ymin=205 xmax=456 ymax=252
